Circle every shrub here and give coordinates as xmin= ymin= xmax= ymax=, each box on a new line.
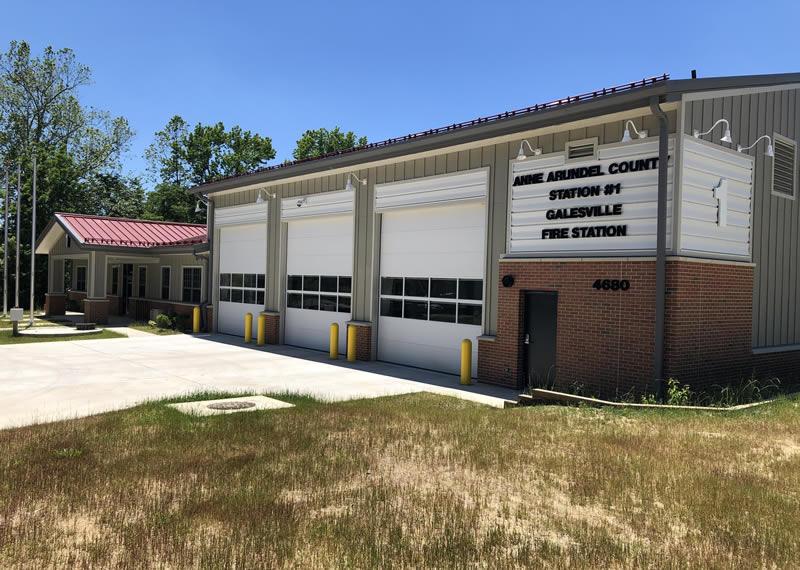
xmin=153 ymin=313 xmax=175 ymax=330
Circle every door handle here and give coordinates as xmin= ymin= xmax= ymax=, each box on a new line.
xmin=524 ymin=333 xmax=530 ymax=345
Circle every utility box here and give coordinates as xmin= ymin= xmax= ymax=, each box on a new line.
xmin=9 ymin=308 xmax=23 ymax=336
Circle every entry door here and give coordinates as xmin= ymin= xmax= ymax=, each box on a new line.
xmin=522 ymin=291 xmax=558 ymax=390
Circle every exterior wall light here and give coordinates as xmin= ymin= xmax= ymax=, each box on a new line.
xmin=194 ymin=198 xmax=208 ymax=213
xmin=344 ymin=172 xmax=367 ymax=192
xmin=621 ymin=120 xmax=648 ymax=143
xmin=693 ymin=118 xmax=733 ymax=144
xmin=516 ymin=140 xmax=542 ymax=160
xmin=255 ymin=189 xmax=274 ymax=204
xmin=737 ymin=134 xmax=774 ymax=157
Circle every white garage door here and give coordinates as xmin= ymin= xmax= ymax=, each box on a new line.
xmin=218 ymin=223 xmax=267 ymax=336
xmin=285 ymin=215 xmax=353 ymax=353
xmin=378 ymin=201 xmax=485 ymax=376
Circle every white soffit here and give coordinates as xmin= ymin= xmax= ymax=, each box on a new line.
xmin=281 ymin=188 xmax=354 ymax=221
xmin=375 ymin=169 xmax=488 ymax=211
xmin=215 ymin=202 xmax=268 ymax=227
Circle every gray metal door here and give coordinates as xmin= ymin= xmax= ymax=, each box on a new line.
xmin=522 ymin=291 xmax=558 ymax=390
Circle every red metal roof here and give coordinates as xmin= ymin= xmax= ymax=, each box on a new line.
xmin=57 ymin=213 xmax=207 ymax=248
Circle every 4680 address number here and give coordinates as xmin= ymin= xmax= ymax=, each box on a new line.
xmin=592 ymin=279 xmax=630 ymax=291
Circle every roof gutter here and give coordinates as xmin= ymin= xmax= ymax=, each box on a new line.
xmin=649 ymin=96 xmax=669 ymax=401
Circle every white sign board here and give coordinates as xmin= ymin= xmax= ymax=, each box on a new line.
xmin=508 ymin=138 xmax=674 ymax=255
xmin=678 ymin=135 xmax=752 ymax=259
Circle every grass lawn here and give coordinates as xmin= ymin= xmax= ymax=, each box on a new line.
xmin=126 ymin=321 xmax=184 ymax=336
xmin=0 ymin=328 xmax=126 ymax=344
xmin=0 ymin=393 xmax=798 ymax=568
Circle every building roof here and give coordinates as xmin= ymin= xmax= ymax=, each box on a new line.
xmin=188 ymin=71 xmax=800 ymax=196
xmin=55 ymin=213 xmax=207 ymax=248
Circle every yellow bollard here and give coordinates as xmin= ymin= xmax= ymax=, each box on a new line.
xmin=329 ymin=323 xmax=339 ymax=359
xmin=192 ymin=306 xmax=201 ymax=333
xmin=346 ymin=324 xmax=356 ymax=362
xmin=257 ymin=313 xmax=266 ymax=346
xmin=244 ymin=312 xmax=253 ymax=343
xmin=460 ymin=339 xmax=472 ymax=385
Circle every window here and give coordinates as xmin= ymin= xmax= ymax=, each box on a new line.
xmin=458 ymin=279 xmax=483 ymax=301
xmin=161 ymin=267 xmax=171 ymax=300
xmin=111 ymin=266 xmax=119 ymax=295
xmin=773 ymin=134 xmax=797 ymax=199
xmin=138 ymin=266 xmax=147 ymax=298
xmin=75 ymin=266 xmax=87 ymax=292
xmin=379 ymin=276 xmax=483 ymax=326
xmin=565 ymin=138 xmax=598 ymax=162
xmin=182 ymin=267 xmax=202 ymax=304
xmin=431 ymin=279 xmax=457 ymax=299
xmin=218 ymin=272 xmax=265 ymax=306
xmin=287 ymin=275 xmax=351 ymax=314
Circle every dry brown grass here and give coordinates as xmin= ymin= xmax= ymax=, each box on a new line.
xmin=0 ymin=393 xmax=798 ymax=568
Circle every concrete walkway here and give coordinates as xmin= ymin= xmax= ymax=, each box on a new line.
xmin=0 ymin=332 xmax=518 ymax=429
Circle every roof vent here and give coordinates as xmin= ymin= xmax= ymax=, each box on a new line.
xmin=566 ymin=138 xmax=598 ymax=161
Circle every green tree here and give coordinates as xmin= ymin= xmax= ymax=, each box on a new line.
xmin=144 ymin=116 xmax=275 ymax=223
xmin=0 ymin=40 xmax=135 ymax=308
xmin=292 ymin=127 xmax=367 ymax=161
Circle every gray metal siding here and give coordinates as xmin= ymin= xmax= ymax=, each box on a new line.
xmin=685 ymin=88 xmax=800 ymax=348
xmin=215 ymin=112 xmax=676 ymax=335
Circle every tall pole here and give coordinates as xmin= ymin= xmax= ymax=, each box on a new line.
xmin=2 ymin=170 xmax=8 ymax=316
xmin=29 ymin=155 xmax=37 ymax=325
xmin=15 ymin=163 xmax=20 ymax=308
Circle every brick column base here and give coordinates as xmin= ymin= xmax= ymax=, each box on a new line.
xmin=44 ymin=293 xmax=66 ymax=316
xmin=83 ymin=298 xmax=110 ymax=324
xmin=348 ymin=321 xmax=372 ymax=361
xmin=261 ymin=311 xmax=280 ymax=344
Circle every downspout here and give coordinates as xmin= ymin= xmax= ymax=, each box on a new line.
xmin=649 ymin=96 xmax=669 ymax=401
xmin=204 ymin=196 xmax=215 ymax=331
xmin=205 ymin=196 xmax=214 ymax=304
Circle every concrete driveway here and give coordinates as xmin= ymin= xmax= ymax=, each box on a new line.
xmin=0 ymin=332 xmax=517 ymax=429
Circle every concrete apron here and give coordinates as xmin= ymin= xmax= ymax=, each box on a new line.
xmin=0 ymin=333 xmax=518 ymax=430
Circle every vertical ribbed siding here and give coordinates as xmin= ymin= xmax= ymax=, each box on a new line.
xmin=685 ymin=88 xmax=800 ymax=348
xmin=213 ymin=111 xmax=676 ymax=336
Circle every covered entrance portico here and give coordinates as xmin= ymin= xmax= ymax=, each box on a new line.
xmin=36 ymin=213 xmax=210 ymax=326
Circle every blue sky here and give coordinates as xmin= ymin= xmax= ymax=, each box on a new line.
xmin=3 ymin=0 xmax=798 ymax=187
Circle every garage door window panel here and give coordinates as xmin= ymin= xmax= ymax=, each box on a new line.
xmin=458 ymin=279 xmax=483 ymax=301
xmin=429 ymin=301 xmax=456 ymax=323
xmin=287 ymin=275 xmax=351 ymax=314
xmin=381 ymin=277 xmax=403 ymax=296
xmin=320 ymin=276 xmax=338 ymax=292
xmin=431 ymin=278 xmax=457 ymax=299
xmin=379 ymin=276 xmax=483 ymax=326
xmin=380 ymin=298 xmax=403 ymax=318
xmin=219 ymin=272 xmax=265 ymax=305
xmin=457 ymin=304 xmax=482 ymax=325
xmin=320 ymin=295 xmax=338 ymax=312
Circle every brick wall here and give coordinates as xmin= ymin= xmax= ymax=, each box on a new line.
xmin=130 ymin=298 xmax=213 ymax=332
xmin=479 ymin=259 xmax=656 ymax=397
xmin=663 ymin=260 xmax=754 ymax=391
xmin=349 ymin=323 xmax=372 ymax=361
xmin=479 ymin=258 xmax=764 ymax=398
xmin=44 ymin=293 xmax=66 ymax=316
xmin=262 ymin=312 xmax=280 ymax=344
xmin=83 ymin=298 xmax=109 ymax=324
